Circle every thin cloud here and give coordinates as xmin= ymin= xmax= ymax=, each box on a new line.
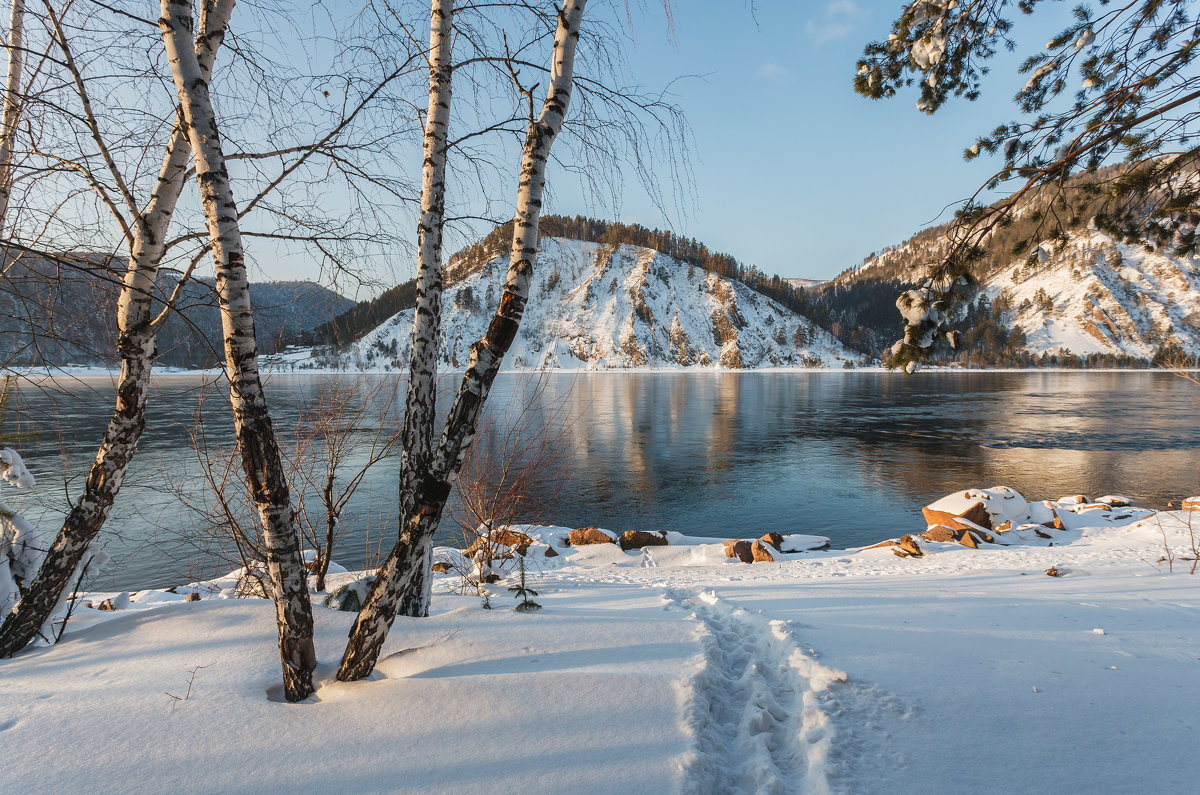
xmin=757 ymin=62 xmax=790 ymax=79
xmin=805 ymin=0 xmax=869 ymax=44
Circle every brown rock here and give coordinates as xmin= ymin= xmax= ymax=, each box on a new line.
xmin=1053 ymin=512 xmax=1065 ymax=530
xmin=544 ymin=546 xmax=559 ymax=558
xmin=864 ymin=539 xmax=899 ymax=551
xmin=1182 ymin=497 xmax=1200 ymax=511
xmin=1034 ymin=529 xmax=1051 ymax=539
xmin=897 ymin=534 xmax=923 ymax=557
xmin=758 ymin=532 xmax=785 ymax=551
xmin=619 ymin=530 xmax=668 ymax=551
xmin=892 ymin=548 xmax=911 ymax=558
xmin=432 ymin=561 xmax=452 ymax=573
xmin=724 ymin=540 xmax=754 ymax=563
xmin=958 ymin=530 xmax=978 ymax=549
xmin=465 ymin=528 xmax=536 ymax=557
xmin=946 ymin=518 xmax=995 ymax=543
xmin=920 ymin=525 xmax=958 ymax=543
xmin=482 ymin=573 xmax=502 ymax=584
xmin=996 ymin=520 xmax=1013 ymax=532
xmin=1045 ymin=566 xmax=1060 ymax=577
xmin=751 ymin=540 xmax=775 ymax=563
xmin=922 ymin=499 xmax=992 ymax=531
xmin=568 ymin=527 xmax=616 ymax=546
xmin=97 ymin=599 xmax=116 ymax=611
xmin=184 ymin=592 xmax=201 ymax=602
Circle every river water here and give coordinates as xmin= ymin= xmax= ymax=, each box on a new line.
xmin=9 ymin=370 xmax=1199 ymax=591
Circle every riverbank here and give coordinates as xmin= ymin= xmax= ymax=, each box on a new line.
xmin=3 ymin=491 xmax=1197 ymax=793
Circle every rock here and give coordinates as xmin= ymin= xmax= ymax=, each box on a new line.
xmin=1060 ymin=494 xmax=1090 ymax=504
xmin=947 ymin=518 xmax=995 ymax=543
xmin=1046 ymin=566 xmax=1060 ymax=577
xmin=1053 ymin=512 xmax=1065 ymax=530
xmin=619 ymin=530 xmax=668 ymax=551
xmin=482 ymin=573 xmax=502 ymax=584
xmin=751 ymin=540 xmax=775 ymax=563
xmin=432 ymin=561 xmax=452 ymax=573
xmin=996 ymin=520 xmax=1013 ymax=532
xmin=958 ymin=530 xmax=978 ymax=549
xmin=922 ymin=498 xmax=992 ymax=531
xmin=568 ymin=527 xmax=616 ymax=546
xmin=892 ymin=548 xmax=910 ymax=558
xmin=97 ymin=599 xmax=116 ymax=611
xmin=465 ymin=528 xmax=535 ymax=557
xmin=724 ymin=539 xmax=754 ymax=563
xmin=1182 ymin=497 xmax=1200 ymax=511
xmin=324 ymin=577 xmax=373 ymax=612
xmin=1098 ymin=495 xmax=1133 ymax=508
xmin=1034 ymin=528 xmax=1051 ymax=539
xmin=544 ymin=546 xmax=559 ymax=558
xmin=920 ymin=525 xmax=958 ymax=543
xmin=864 ymin=539 xmax=899 ymax=551
xmin=184 ymin=592 xmax=201 ymax=602
xmin=897 ymin=534 xmax=923 ymax=557
xmin=758 ymin=532 xmax=784 ymax=551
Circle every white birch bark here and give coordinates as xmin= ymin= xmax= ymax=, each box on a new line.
xmin=161 ymin=0 xmax=316 ymax=702
xmin=338 ymin=0 xmax=586 ymax=681
xmin=0 ymin=0 xmax=233 ymax=658
xmin=396 ymin=0 xmax=453 ymax=618
xmin=0 ymin=0 xmax=24 ymax=231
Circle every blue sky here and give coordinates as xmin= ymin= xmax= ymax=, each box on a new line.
xmin=543 ymin=0 xmax=1073 ymax=282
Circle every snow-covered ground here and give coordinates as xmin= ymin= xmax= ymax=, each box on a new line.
xmin=3 ymin=493 xmax=1199 ymax=793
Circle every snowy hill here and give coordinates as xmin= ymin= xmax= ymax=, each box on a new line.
xmin=313 ymin=238 xmax=851 ymax=371
xmin=825 ymin=218 xmax=1200 ymax=361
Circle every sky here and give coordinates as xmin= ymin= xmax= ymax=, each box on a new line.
xmin=566 ymin=0 xmax=1074 ymax=283
xmin=238 ymin=0 xmax=1076 ymax=291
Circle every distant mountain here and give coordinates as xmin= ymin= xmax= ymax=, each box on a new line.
xmin=282 ymin=238 xmax=852 ymax=371
xmin=0 ymin=255 xmax=354 ymax=369
xmin=784 ymin=277 xmax=826 ymax=290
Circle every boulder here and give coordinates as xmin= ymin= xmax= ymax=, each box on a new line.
xmin=922 ymin=498 xmax=992 ymax=531
xmin=569 ymin=527 xmax=616 ymax=546
xmin=544 ymin=546 xmax=559 ymax=558
xmin=946 ymin=518 xmax=995 ymax=543
xmin=184 ymin=592 xmax=201 ymax=602
xmin=1045 ymin=566 xmax=1061 ymax=577
xmin=758 ymin=532 xmax=784 ymax=551
xmin=1034 ymin=528 xmax=1051 ymax=539
xmin=864 ymin=539 xmax=899 ymax=551
xmin=1182 ymin=497 xmax=1200 ymax=511
xmin=619 ymin=530 xmax=668 ymax=551
xmin=897 ymin=534 xmax=923 ymax=557
xmin=751 ymin=540 xmax=775 ymax=563
xmin=958 ymin=529 xmax=978 ymax=549
xmin=324 ymin=577 xmax=373 ymax=612
xmin=920 ymin=525 xmax=958 ymax=543
xmin=1098 ymin=495 xmax=1133 ymax=508
xmin=432 ymin=561 xmax=452 ymax=573
xmin=723 ymin=539 xmax=754 ymax=563
xmin=465 ymin=528 xmax=535 ymax=557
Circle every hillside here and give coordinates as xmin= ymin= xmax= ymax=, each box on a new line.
xmin=0 ymin=255 xmax=354 ymax=369
xmin=814 ymin=192 xmax=1200 ymax=365
xmin=290 ymin=238 xmax=851 ymax=371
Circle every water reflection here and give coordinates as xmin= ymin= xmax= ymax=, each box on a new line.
xmin=7 ymin=371 xmax=1200 ymax=591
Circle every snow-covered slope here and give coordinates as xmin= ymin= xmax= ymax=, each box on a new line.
xmin=986 ymin=230 xmax=1200 ymax=357
xmin=833 ymin=220 xmax=1200 ymax=359
xmin=337 ymin=238 xmax=850 ymax=370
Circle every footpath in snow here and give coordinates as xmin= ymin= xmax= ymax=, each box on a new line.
xmin=2 ymin=488 xmax=1199 ymax=794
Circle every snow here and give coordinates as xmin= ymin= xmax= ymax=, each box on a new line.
xmin=3 ymin=493 xmax=1199 ymax=792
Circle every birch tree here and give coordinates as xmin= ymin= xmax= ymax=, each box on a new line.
xmin=0 ymin=0 xmax=235 ymax=658
xmin=338 ymin=0 xmax=587 ymax=681
xmin=0 ymin=0 xmax=24 ymax=232
xmin=161 ymin=0 xmax=318 ymax=702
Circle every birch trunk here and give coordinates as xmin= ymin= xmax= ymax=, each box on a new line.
xmin=396 ymin=0 xmax=453 ymax=618
xmin=0 ymin=0 xmax=233 ymax=658
xmin=0 ymin=0 xmax=24 ymax=231
xmin=161 ymin=0 xmax=316 ymax=702
xmin=338 ymin=0 xmax=586 ymax=681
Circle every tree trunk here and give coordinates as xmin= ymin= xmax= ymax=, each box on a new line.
xmin=0 ymin=0 xmax=24 ymax=231
xmin=0 ymin=0 xmax=233 ymax=658
xmin=396 ymin=0 xmax=453 ymax=619
xmin=161 ymin=0 xmax=316 ymax=702
xmin=337 ymin=0 xmax=586 ymax=682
